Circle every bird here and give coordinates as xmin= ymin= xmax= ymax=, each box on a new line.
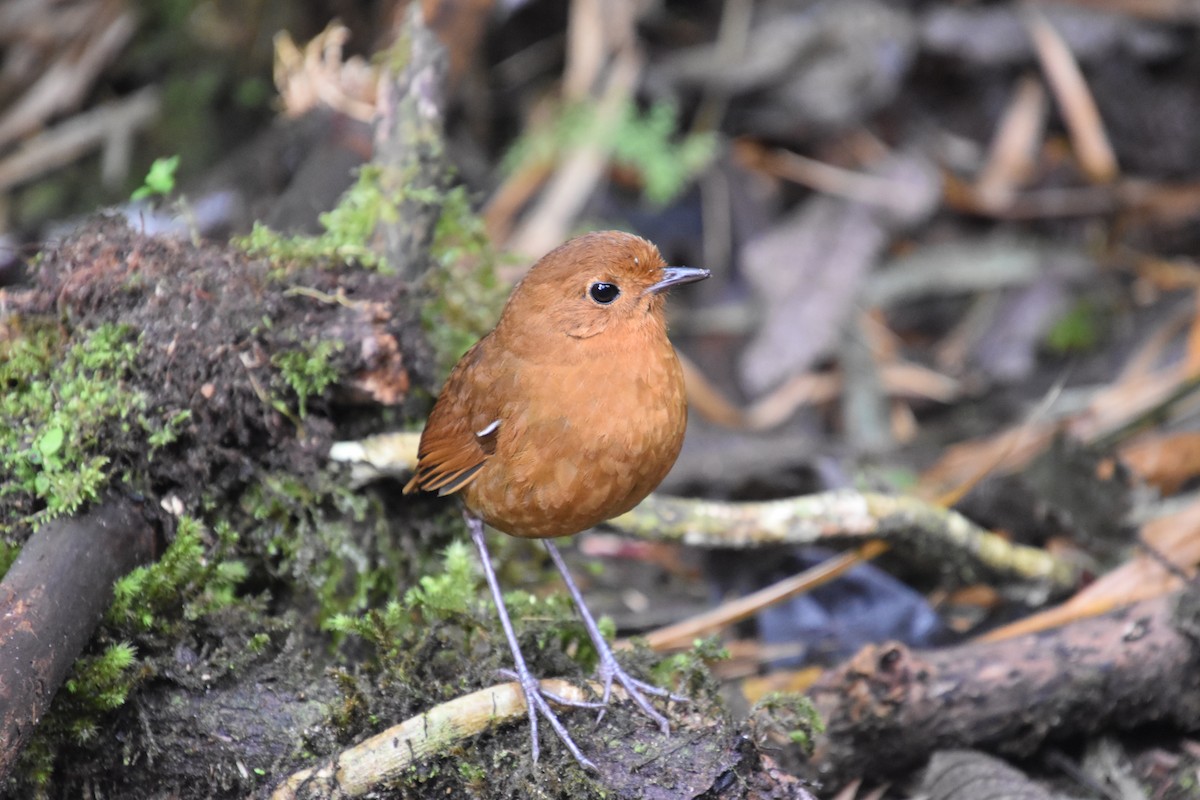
xmin=403 ymin=230 xmax=708 ymax=769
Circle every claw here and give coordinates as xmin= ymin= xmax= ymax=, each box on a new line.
xmin=544 ymin=541 xmax=682 ymax=735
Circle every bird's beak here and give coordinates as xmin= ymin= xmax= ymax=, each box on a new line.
xmin=644 ymin=266 xmax=710 ymax=295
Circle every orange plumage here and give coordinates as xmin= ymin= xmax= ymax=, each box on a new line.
xmin=403 ymin=230 xmax=707 ymax=769
xmin=405 ymin=230 xmax=702 ymax=537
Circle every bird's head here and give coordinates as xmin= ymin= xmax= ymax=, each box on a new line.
xmin=501 ymin=231 xmax=708 ymax=342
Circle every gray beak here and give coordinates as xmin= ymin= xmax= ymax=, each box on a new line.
xmin=644 ymin=266 xmax=710 ymax=295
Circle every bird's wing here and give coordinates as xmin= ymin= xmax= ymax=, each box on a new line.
xmin=403 ymin=342 xmax=500 ymax=496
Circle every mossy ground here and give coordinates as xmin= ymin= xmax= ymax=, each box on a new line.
xmin=0 ymin=210 xmax=740 ymax=798
xmin=324 ymin=544 xmax=735 ymax=799
xmin=0 ymin=214 xmax=436 ymax=795
xmin=0 ymin=119 xmax=766 ymax=793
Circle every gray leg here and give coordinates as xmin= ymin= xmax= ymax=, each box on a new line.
xmin=467 ymin=513 xmax=598 ymax=770
xmin=544 ymin=539 xmax=685 ymax=733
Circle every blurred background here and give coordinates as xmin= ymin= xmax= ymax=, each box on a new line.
xmin=5 ymin=0 xmax=1200 ymax=790
xmin=7 ymin=0 xmax=1200 ymax=665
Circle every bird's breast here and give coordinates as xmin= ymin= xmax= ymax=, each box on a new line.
xmin=463 ymin=333 xmax=687 ymax=539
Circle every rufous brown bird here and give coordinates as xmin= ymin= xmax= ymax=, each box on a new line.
xmin=404 ymin=230 xmax=708 ymax=769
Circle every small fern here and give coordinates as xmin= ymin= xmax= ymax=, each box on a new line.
xmin=503 ymin=99 xmax=715 ymax=205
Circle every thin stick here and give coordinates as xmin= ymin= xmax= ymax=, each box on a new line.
xmin=639 ymin=541 xmax=890 ymax=652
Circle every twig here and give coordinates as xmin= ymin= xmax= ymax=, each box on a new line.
xmin=0 ymin=87 xmax=160 ymax=193
xmin=736 ymin=139 xmax=929 ymax=216
xmin=638 ymin=541 xmax=890 ymax=651
xmin=1023 ymin=6 xmax=1118 ymax=183
xmin=269 ymin=679 xmax=600 ymax=799
xmin=0 ymin=9 xmax=136 ymax=149
xmin=974 ymin=74 xmax=1046 ymax=210
xmin=608 ymin=490 xmax=1079 ymax=589
xmin=330 ymin=436 xmax=1077 ymax=588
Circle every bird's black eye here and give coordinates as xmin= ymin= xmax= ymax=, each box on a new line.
xmin=589 ymin=282 xmax=620 ymax=305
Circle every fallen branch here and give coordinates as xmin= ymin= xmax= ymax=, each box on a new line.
xmin=808 ymin=587 xmax=1200 ymax=786
xmin=270 ymin=678 xmax=741 ymax=799
xmin=609 ymin=490 xmax=1078 ymax=589
xmin=330 ymin=434 xmax=1079 ymax=590
xmin=0 ymin=498 xmax=157 ymax=779
xmin=270 ymin=679 xmax=589 ymax=799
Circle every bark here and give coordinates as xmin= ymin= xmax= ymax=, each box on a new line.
xmin=809 ymin=589 xmax=1200 ymax=786
xmin=0 ymin=498 xmax=156 ymax=779
xmin=373 ymin=3 xmax=453 ymax=279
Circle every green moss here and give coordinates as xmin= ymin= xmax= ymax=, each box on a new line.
xmin=239 ymin=164 xmax=505 ymax=379
xmin=748 ymin=691 xmax=824 ymax=757
xmin=10 ymin=515 xmax=251 ymax=792
xmin=238 ymin=165 xmax=398 ymax=273
xmin=239 ymin=469 xmax=400 ymax=624
xmin=503 ymin=100 xmax=715 ymax=206
xmin=456 ymin=760 xmax=486 ymax=785
xmin=272 ymin=339 xmax=343 ymax=417
xmin=0 ymin=541 xmax=20 ymax=579
xmin=1045 ymin=298 xmax=1104 ymax=354
xmin=3 ymin=215 xmax=427 ymax=789
xmin=401 ymin=539 xmax=476 ymax=617
xmin=107 ymin=516 xmax=245 ymax=637
xmin=421 ymin=185 xmax=505 ymax=375
xmin=0 ymin=321 xmax=209 ymax=536
xmin=12 ymin=663 xmax=153 ymax=793
xmin=325 ymin=540 xmax=481 ymax=672
xmin=147 ymin=409 xmax=193 ymax=453
xmin=61 ymin=643 xmax=140 ymax=742
xmin=0 ymin=323 xmax=142 ymax=533
xmin=651 ymin=635 xmax=729 ymax=694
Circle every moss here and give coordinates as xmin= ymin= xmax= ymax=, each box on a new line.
xmin=0 ymin=540 xmax=20 ymax=579
xmin=503 ymin=100 xmax=715 ymax=206
xmin=325 ymin=540 xmax=484 ymax=679
xmin=650 ymin=635 xmax=729 ymax=697
xmin=8 ymin=515 xmax=252 ymax=793
xmin=272 ymin=338 xmax=344 ymax=417
xmin=324 ymin=535 xmax=592 ymax=707
xmin=421 ymin=185 xmax=505 ymax=375
xmin=320 ymin=537 xmax=723 ymax=798
xmin=1045 ymin=297 xmax=1104 ymax=354
xmin=107 ymin=516 xmax=245 ymax=637
xmin=239 ymin=469 xmax=405 ymax=624
xmin=239 ymin=164 xmax=505 ymax=380
xmin=0 ymin=316 xmax=210 ymax=536
xmin=14 ymin=641 xmax=143 ymax=790
xmin=747 ymin=691 xmax=825 ymax=761
xmin=239 ymin=165 xmax=399 ymax=273
xmin=0 ymin=322 xmax=147 ymax=533
xmin=0 ymin=217 xmax=416 ymax=791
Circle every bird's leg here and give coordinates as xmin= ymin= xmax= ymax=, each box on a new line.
xmin=467 ymin=513 xmax=599 ymax=771
xmin=544 ymin=540 xmax=686 ymax=733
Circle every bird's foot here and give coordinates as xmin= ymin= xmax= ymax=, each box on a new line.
xmin=497 ymin=668 xmax=599 ymax=772
xmin=592 ymin=650 xmax=686 ymax=733
xmin=469 ymin=516 xmax=600 ymax=771
xmin=542 ymin=540 xmax=687 ymax=735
